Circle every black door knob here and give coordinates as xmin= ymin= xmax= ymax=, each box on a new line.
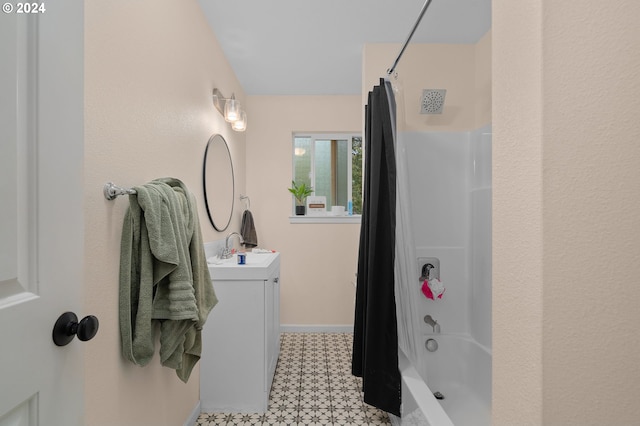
xmin=52 ymin=312 xmax=99 ymax=346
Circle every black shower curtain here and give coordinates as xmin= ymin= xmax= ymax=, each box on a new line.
xmin=352 ymin=79 xmax=400 ymax=416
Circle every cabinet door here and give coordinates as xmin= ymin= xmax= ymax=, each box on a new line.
xmin=201 ymin=280 xmax=265 ymax=412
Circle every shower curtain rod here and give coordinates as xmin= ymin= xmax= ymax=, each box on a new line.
xmin=387 ymin=0 xmax=434 ymax=76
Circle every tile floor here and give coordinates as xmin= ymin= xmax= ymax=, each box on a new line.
xmin=197 ymin=332 xmax=391 ymax=425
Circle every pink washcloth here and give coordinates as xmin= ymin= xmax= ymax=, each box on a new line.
xmin=421 ymin=279 xmax=445 ymax=300
xmin=421 ymin=280 xmax=434 ymax=300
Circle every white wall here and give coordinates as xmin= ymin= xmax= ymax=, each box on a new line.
xmin=470 ymin=127 xmax=492 ymax=349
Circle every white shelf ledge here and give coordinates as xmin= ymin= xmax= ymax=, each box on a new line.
xmin=288 ymin=215 xmax=361 ymax=224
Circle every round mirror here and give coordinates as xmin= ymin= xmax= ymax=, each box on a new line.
xmin=203 ymin=134 xmax=234 ymax=231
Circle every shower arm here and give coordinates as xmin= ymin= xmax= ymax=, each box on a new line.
xmin=387 ymin=0 xmax=434 ymax=76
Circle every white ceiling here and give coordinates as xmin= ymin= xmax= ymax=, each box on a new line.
xmin=197 ymin=0 xmax=491 ymax=96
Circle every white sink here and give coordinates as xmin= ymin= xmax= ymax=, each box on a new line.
xmin=208 ymin=252 xmax=279 ymax=281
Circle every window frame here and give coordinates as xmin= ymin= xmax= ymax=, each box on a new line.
xmin=290 ymin=132 xmax=362 ymax=223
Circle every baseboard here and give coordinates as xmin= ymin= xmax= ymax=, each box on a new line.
xmin=280 ymin=324 xmax=354 ymax=333
xmin=183 ymin=400 xmax=201 ymax=426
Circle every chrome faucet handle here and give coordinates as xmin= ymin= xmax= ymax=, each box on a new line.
xmin=221 ymin=232 xmax=244 ymax=259
xmin=420 ymin=263 xmax=435 ymax=281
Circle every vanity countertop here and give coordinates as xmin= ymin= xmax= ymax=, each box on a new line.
xmin=207 ymin=251 xmax=280 ymax=281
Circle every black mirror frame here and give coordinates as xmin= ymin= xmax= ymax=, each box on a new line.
xmin=202 ymin=134 xmax=235 ymax=232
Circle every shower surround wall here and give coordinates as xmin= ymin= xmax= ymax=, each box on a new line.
xmin=406 ymin=126 xmax=491 ymax=346
xmin=364 ymin=32 xmax=492 ymax=424
xmin=364 ymin=31 xmax=492 ymax=342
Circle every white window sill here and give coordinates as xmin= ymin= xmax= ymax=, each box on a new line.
xmin=289 ymin=215 xmax=361 ymax=224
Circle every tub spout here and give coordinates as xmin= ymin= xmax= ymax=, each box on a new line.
xmin=424 ymin=315 xmax=440 ymax=333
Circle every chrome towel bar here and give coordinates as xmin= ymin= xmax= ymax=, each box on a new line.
xmin=103 ymin=182 xmax=136 ymax=200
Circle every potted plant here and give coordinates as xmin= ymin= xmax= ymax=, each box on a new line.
xmin=288 ymin=180 xmax=313 ymax=215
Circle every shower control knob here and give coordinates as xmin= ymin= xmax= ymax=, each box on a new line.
xmin=52 ymin=312 xmax=100 ymax=346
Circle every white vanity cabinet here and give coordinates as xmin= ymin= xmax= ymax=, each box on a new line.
xmin=200 ymin=252 xmax=280 ymax=413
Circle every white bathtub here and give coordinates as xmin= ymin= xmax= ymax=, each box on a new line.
xmin=391 ymin=334 xmax=491 ymax=426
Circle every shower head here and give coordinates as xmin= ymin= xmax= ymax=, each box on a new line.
xmin=420 ymin=89 xmax=446 ymax=114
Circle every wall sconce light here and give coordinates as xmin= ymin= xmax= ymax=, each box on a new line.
xmin=231 ymin=111 xmax=247 ymax=132
xmin=212 ymin=88 xmax=247 ymax=132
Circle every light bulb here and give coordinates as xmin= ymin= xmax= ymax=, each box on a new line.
xmin=224 ymin=94 xmax=240 ymax=122
xmin=232 ymin=110 xmax=247 ymax=132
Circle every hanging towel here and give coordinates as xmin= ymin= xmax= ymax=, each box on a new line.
xmin=240 ymin=209 xmax=258 ymax=247
xmin=119 ymin=177 xmax=217 ymax=382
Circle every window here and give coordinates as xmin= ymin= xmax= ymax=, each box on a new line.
xmin=293 ymin=133 xmax=362 ymax=215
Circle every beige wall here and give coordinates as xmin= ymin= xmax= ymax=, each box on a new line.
xmin=245 ymin=96 xmax=362 ymax=326
xmin=80 ymin=0 xmax=640 ymax=423
xmin=493 ymin=2 xmax=543 ymax=423
xmin=84 ymin=1 xmax=245 ymax=424
xmin=363 ymin=42 xmax=479 ymax=132
xmin=245 ymin=33 xmax=493 ymax=331
xmin=244 ymin=36 xmax=492 ymax=328
xmin=493 ymin=0 xmax=640 ymax=424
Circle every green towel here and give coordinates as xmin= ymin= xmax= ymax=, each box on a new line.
xmin=119 ymin=177 xmax=217 ymax=382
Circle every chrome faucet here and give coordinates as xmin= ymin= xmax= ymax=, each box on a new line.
xmin=219 ymin=232 xmax=244 ymax=259
xmin=424 ymin=315 xmax=441 ymax=333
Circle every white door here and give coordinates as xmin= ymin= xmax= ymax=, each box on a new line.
xmin=0 ymin=4 xmax=86 ymax=426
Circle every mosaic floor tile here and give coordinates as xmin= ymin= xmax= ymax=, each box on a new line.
xmin=198 ymin=332 xmax=390 ymax=425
